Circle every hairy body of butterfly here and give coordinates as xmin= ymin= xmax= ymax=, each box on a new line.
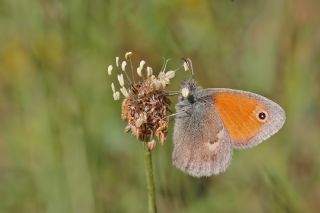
xmin=173 ymin=80 xmax=285 ymax=177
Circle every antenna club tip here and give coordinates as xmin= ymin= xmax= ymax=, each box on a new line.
xmin=181 ymin=57 xmax=194 ymax=76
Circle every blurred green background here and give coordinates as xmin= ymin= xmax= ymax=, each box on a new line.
xmin=0 ymin=0 xmax=320 ymax=212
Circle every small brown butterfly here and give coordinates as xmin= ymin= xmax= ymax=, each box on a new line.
xmin=173 ymin=60 xmax=285 ymax=177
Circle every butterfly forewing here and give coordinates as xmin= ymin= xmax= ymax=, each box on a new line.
xmin=209 ymin=88 xmax=286 ymax=149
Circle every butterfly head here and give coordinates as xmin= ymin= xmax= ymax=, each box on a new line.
xmin=179 ymin=79 xmax=200 ymax=104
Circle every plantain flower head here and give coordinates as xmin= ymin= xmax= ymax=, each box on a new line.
xmin=107 ymin=52 xmax=181 ymax=150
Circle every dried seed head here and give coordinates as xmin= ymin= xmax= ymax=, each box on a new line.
xmin=108 ymin=54 xmax=181 ymax=148
xmin=121 ymin=79 xmax=171 ymax=143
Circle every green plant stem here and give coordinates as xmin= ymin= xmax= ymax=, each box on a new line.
xmin=144 ymin=143 xmax=157 ymax=213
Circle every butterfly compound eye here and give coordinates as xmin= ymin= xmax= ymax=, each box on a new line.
xmin=187 ymin=94 xmax=195 ymax=104
xmin=257 ymin=111 xmax=268 ymax=122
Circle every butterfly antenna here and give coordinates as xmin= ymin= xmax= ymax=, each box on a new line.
xmin=182 ymin=58 xmax=195 ymax=78
xmin=187 ymin=58 xmax=195 ymax=78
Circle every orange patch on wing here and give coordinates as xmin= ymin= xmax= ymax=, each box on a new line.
xmin=214 ymin=92 xmax=266 ymax=145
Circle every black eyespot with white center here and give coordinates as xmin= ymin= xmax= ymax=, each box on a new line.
xmin=256 ymin=110 xmax=268 ymax=122
xmin=259 ymin=112 xmax=266 ymax=119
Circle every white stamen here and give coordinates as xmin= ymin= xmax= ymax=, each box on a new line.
xmin=146 ymin=66 xmax=153 ymax=77
xmin=165 ymin=70 xmax=175 ymax=79
xmin=107 ymin=65 xmax=113 ymax=75
xmin=160 ymin=80 xmax=167 ymax=88
xmin=116 ymin=57 xmax=120 ymax=67
xmin=150 ymin=75 xmax=162 ymax=90
xmin=158 ymin=71 xmax=169 ymax=85
xmin=183 ymin=61 xmax=189 ymax=71
xmin=158 ymin=71 xmax=165 ymax=79
xmin=137 ymin=67 xmax=142 ymax=77
xmin=113 ymin=91 xmax=120 ymax=100
xmin=117 ymin=74 xmax=125 ymax=87
xmin=121 ymin=61 xmax=127 ymax=71
xmin=154 ymin=80 xmax=163 ymax=90
xmin=111 ymin=83 xmax=115 ymax=92
xmin=125 ymin=52 xmax=132 ymax=59
xmin=120 ymin=87 xmax=129 ymax=97
xmin=139 ymin=60 xmax=146 ymax=70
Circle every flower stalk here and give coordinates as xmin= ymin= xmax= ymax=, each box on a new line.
xmin=106 ymin=52 xmax=183 ymax=213
xmin=144 ymin=143 xmax=157 ymax=213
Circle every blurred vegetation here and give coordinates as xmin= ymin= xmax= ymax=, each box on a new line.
xmin=0 ymin=0 xmax=320 ymax=212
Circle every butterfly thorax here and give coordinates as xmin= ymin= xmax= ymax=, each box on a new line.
xmin=175 ymin=80 xmax=214 ymax=123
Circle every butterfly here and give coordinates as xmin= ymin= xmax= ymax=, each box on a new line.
xmin=172 ymin=60 xmax=286 ymax=177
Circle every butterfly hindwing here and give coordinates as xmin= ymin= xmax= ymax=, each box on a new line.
xmin=173 ymin=97 xmax=233 ymax=177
